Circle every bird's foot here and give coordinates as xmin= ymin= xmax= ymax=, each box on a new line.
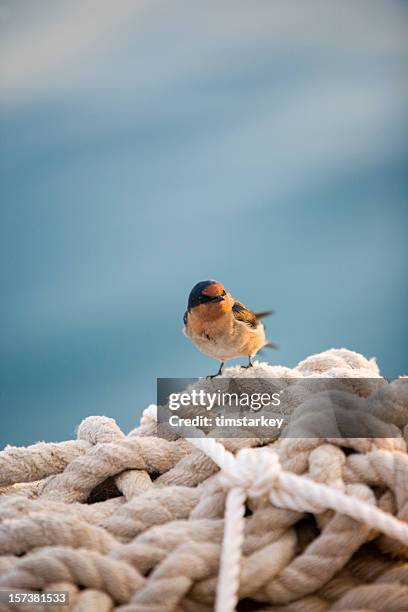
xmin=206 ymin=363 xmax=224 ymax=379
xmin=241 ymin=364 xmax=253 ymax=369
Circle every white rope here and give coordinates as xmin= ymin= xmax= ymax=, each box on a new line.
xmin=188 ymin=436 xmax=408 ymax=612
xmin=216 ymin=487 xmax=246 ymax=612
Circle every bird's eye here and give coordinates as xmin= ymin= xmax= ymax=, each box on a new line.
xmin=199 ymin=294 xmax=212 ymax=303
xmin=222 ymin=290 xmax=226 ymax=296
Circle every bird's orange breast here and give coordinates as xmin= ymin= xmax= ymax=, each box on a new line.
xmin=187 ymin=298 xmax=232 ymax=333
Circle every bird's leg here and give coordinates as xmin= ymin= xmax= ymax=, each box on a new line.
xmin=241 ymin=356 xmax=254 ymax=369
xmin=207 ymin=362 xmax=224 ymax=379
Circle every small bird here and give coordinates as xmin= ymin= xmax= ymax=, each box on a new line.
xmin=183 ymin=280 xmax=276 ymax=378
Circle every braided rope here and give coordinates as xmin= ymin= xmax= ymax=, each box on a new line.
xmin=188 ymin=438 xmax=408 ymax=612
xmin=0 ymin=348 xmax=407 ymax=611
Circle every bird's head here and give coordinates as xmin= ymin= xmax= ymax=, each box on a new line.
xmin=187 ymin=280 xmax=233 ymax=317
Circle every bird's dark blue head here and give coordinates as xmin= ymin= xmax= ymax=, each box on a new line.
xmin=188 ymin=280 xmax=226 ymax=309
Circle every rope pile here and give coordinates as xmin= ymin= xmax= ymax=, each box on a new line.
xmin=0 ymin=348 xmax=407 ymax=612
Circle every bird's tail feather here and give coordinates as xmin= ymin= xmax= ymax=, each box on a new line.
xmin=264 ymin=341 xmax=278 ymax=350
xmin=254 ymin=310 xmax=274 ymax=320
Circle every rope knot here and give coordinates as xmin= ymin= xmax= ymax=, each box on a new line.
xmin=221 ymin=448 xmax=282 ymax=498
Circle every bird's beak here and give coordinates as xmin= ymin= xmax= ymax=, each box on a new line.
xmin=211 ymin=295 xmax=224 ymax=303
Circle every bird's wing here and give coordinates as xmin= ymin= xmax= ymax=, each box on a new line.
xmin=232 ymin=301 xmax=258 ymax=329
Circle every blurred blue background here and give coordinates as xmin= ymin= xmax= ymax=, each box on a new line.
xmin=1 ymin=0 xmax=407 ymax=447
